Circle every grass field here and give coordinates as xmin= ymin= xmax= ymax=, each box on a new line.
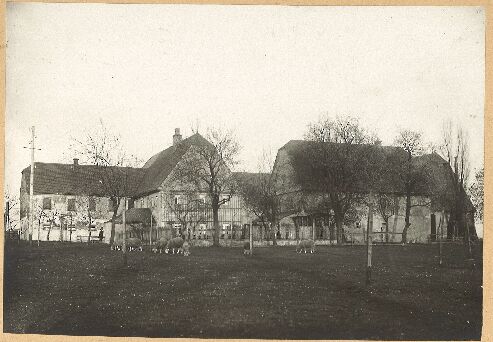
xmin=3 ymin=241 xmax=482 ymax=340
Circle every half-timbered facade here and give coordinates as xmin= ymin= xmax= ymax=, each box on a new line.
xmin=19 ymin=129 xmax=244 ymax=243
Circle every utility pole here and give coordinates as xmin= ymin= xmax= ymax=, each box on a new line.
xmin=230 ymin=211 xmax=234 ymax=247
xmin=37 ymin=217 xmax=40 ymax=247
xmin=69 ymin=214 xmax=73 ymax=242
xmin=29 ymin=126 xmax=35 ymax=245
xmin=23 ymin=126 xmax=42 ymax=246
xmin=366 ymin=194 xmax=374 ymax=286
xmin=438 ymin=213 xmax=444 ymax=267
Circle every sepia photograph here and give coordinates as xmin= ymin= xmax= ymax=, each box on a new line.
xmin=4 ymin=3 xmax=485 ymax=340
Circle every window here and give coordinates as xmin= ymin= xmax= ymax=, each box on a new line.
xmin=89 ymin=198 xmax=96 ymax=211
xmin=173 ymin=223 xmax=182 ymax=237
xmin=174 ymin=195 xmax=184 ymax=205
xmin=380 ymin=222 xmax=387 ymax=232
xmin=42 ymin=197 xmax=52 ymax=210
xmin=108 ymin=199 xmax=113 ymax=212
xmin=199 ymin=195 xmax=206 ymax=205
xmin=221 ymin=195 xmax=230 ymax=206
xmin=67 ymin=198 xmax=76 ymax=211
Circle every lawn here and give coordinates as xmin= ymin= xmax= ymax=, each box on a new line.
xmin=3 ymin=241 xmax=483 ymax=340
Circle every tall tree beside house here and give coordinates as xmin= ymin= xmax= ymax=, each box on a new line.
xmin=236 ymin=150 xmax=279 ymax=245
xmin=71 ymin=120 xmax=142 ymax=245
xmin=439 ymin=120 xmax=473 ymax=239
xmin=163 ymin=189 xmax=207 ymax=240
xmin=171 ymin=127 xmax=240 ymax=247
xmin=4 ymin=189 xmax=19 ymax=231
xmin=393 ymin=129 xmax=428 ymax=243
xmin=469 ymin=168 xmax=483 ymax=223
xmin=375 ymin=194 xmax=397 ymax=243
xmin=75 ymin=196 xmax=106 ymax=243
xmin=303 ymin=115 xmax=383 ymax=244
xmin=236 ymin=172 xmax=277 ymax=244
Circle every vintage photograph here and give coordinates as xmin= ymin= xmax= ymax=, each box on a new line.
xmin=4 ymin=3 xmax=485 ymax=340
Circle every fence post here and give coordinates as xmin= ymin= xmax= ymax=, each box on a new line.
xmin=366 ymin=194 xmax=374 ymax=286
xmin=149 ymin=213 xmax=153 ymax=250
xmin=122 ymin=197 xmax=127 ymax=267
xmin=249 ymin=221 xmax=253 ymax=255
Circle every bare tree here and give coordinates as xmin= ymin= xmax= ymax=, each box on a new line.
xmin=163 ymin=190 xmax=207 ymax=240
xmin=75 ymin=196 xmax=107 ymax=243
xmin=171 ymin=127 xmax=240 ymax=247
xmin=4 ymin=189 xmax=19 ymax=231
xmin=375 ymin=194 xmax=397 ymax=243
xmin=439 ymin=120 xmax=472 ymax=239
xmin=236 ymin=149 xmax=279 ymax=245
xmin=71 ymin=119 xmax=141 ymax=245
xmin=303 ymin=115 xmax=382 ymax=244
xmin=469 ymin=167 xmax=483 ymax=223
xmin=393 ymin=129 xmax=428 ymax=243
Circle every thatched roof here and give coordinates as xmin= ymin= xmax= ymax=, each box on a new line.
xmin=277 ymin=140 xmax=475 ymax=212
xmin=280 ymin=140 xmax=407 ymax=194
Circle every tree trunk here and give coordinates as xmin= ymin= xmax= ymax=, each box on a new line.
xmin=212 ymin=204 xmax=220 ymax=247
xmin=110 ymin=211 xmax=118 ymax=245
xmin=272 ymin=221 xmax=278 ymax=246
xmin=329 ymin=222 xmax=335 ymax=242
xmin=401 ymin=190 xmax=411 ymax=244
xmin=330 ymin=193 xmax=345 ymax=244
xmin=109 ymin=198 xmax=120 ymax=245
xmin=293 ymin=218 xmax=300 ymax=241
xmin=59 ymin=221 xmax=64 ymax=242
xmin=464 ymin=213 xmax=473 ymax=260
xmin=391 ymin=196 xmax=400 ymax=242
xmin=384 ymin=217 xmax=389 ymax=243
xmin=335 ymin=218 xmax=344 ymax=244
xmin=456 ymin=189 xmax=466 ymax=238
xmin=47 ymin=220 xmax=52 ymax=241
xmin=333 ymin=205 xmax=345 ymax=244
xmin=87 ymin=212 xmax=92 ymax=244
xmin=261 ymin=222 xmax=267 ymax=242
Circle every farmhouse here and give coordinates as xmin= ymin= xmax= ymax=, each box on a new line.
xmin=19 ymin=129 xmax=243 ymax=243
xmin=19 ymin=130 xmax=476 ymax=245
xmin=271 ymin=140 xmax=476 ymax=243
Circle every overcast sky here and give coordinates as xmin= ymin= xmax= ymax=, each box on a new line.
xmin=6 ymin=4 xmax=485 ymax=196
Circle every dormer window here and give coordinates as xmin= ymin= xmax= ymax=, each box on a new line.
xmin=67 ymin=198 xmax=76 ymax=211
xmin=89 ymin=198 xmax=96 ymax=211
xmin=221 ymin=195 xmax=230 ymax=206
xmin=174 ymin=195 xmax=185 ymax=205
xmin=42 ymin=197 xmax=52 ymax=210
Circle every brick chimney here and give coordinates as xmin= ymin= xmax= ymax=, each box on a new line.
xmin=173 ymin=128 xmax=182 ymax=146
xmin=73 ymin=158 xmax=79 ymax=166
